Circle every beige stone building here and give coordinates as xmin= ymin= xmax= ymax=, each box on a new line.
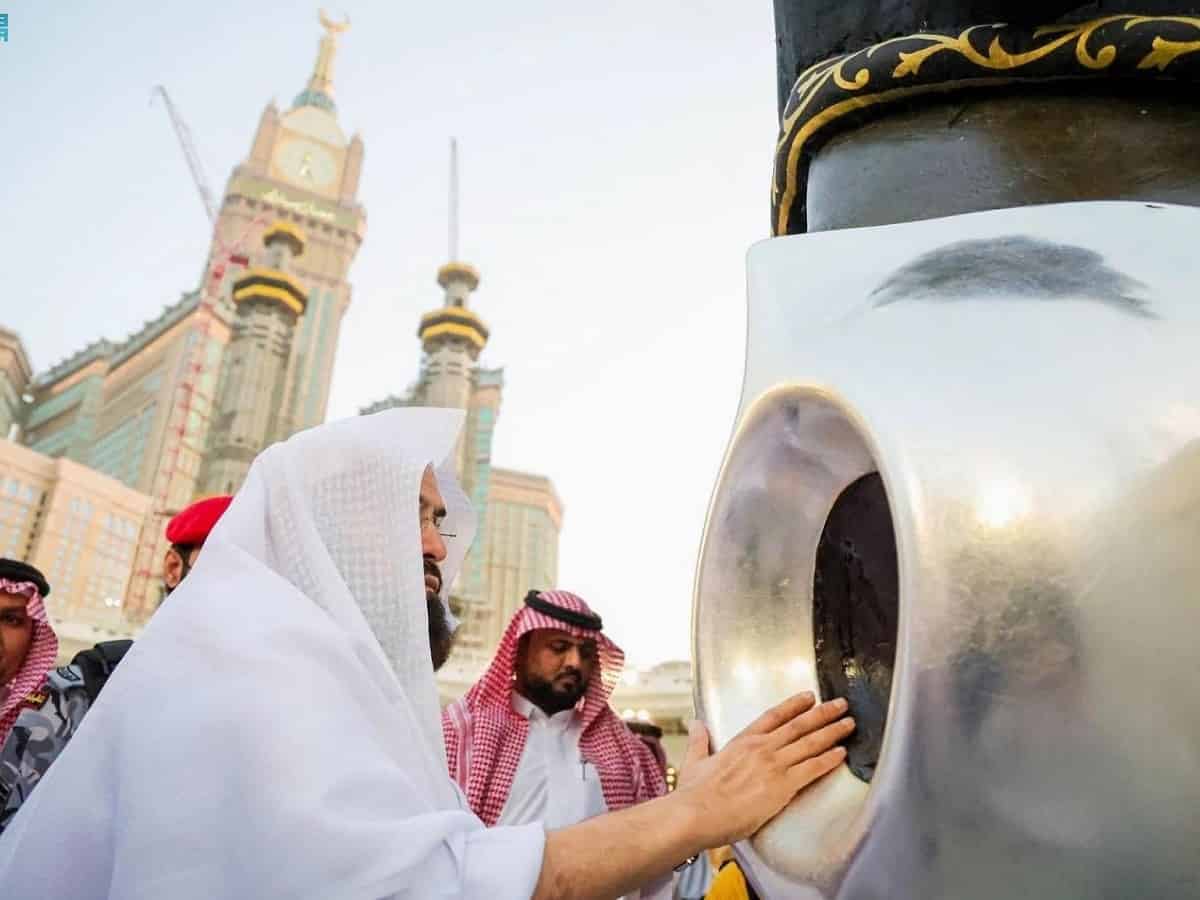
xmin=0 ymin=438 xmax=152 ymax=661
xmin=475 ymin=467 xmax=563 ymax=648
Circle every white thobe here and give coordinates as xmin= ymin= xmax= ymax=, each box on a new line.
xmin=497 ymin=693 xmax=608 ymax=829
xmin=497 ymin=692 xmax=673 ymax=900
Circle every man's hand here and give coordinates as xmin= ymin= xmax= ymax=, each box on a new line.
xmin=674 ymin=693 xmax=854 ymax=848
xmin=532 ymin=692 xmax=853 ymax=900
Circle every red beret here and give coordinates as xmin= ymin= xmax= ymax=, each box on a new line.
xmin=165 ymin=495 xmax=233 ymax=546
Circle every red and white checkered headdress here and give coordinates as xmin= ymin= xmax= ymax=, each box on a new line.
xmin=443 ymin=590 xmax=666 ymax=825
xmin=1 ymin=575 xmax=59 ymax=744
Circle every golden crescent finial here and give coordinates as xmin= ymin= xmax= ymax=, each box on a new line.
xmin=318 ymin=9 xmax=351 ymax=35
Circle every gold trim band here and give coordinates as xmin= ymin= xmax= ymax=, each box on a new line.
xmin=419 ymin=321 xmax=488 ymax=350
xmin=231 ymin=283 xmax=305 ymax=317
xmin=263 ymin=221 xmax=306 ymax=254
xmin=773 ymin=15 xmax=1200 ymax=235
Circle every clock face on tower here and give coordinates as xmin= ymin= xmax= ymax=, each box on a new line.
xmin=274 ymin=138 xmax=339 ymax=192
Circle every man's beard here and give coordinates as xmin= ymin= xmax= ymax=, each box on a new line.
xmin=427 ymin=591 xmax=454 ymax=671
xmin=520 ymin=671 xmax=588 ymax=715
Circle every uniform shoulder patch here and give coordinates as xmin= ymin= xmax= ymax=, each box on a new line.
xmin=46 ymin=665 xmax=88 ymax=694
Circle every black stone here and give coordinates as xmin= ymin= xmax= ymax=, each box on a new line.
xmin=812 ymin=473 xmax=899 ymax=783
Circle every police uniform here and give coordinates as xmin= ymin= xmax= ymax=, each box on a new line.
xmin=0 ymin=665 xmax=91 ymax=833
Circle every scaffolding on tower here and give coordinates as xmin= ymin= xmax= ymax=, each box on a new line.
xmin=125 ymin=88 xmax=266 ymax=621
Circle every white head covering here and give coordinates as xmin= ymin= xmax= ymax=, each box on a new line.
xmin=0 ymin=408 xmax=537 ymax=899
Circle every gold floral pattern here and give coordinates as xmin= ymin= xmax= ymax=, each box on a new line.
xmin=773 ymin=15 xmax=1200 ymax=235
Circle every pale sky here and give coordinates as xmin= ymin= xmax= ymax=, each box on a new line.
xmin=1 ymin=1 xmax=777 ymax=666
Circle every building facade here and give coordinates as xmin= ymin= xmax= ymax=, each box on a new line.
xmin=457 ymin=368 xmax=502 ymax=605
xmin=20 ymin=295 xmax=226 ymax=499
xmin=0 ymin=438 xmax=152 ymax=661
xmin=470 ymin=467 xmax=563 ymax=652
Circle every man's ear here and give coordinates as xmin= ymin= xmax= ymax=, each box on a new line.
xmin=514 ymin=633 xmax=531 ymax=675
xmin=163 ymin=547 xmax=184 ymax=590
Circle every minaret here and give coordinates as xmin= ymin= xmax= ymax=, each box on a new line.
xmin=200 ymin=222 xmax=309 ymax=494
xmin=417 ymin=139 xmax=489 ymax=477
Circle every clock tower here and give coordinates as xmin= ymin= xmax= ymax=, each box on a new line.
xmin=201 ymin=10 xmax=366 ymax=455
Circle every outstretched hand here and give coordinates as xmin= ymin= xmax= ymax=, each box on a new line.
xmin=532 ymin=692 xmax=853 ymax=900
xmin=674 ymin=693 xmax=854 ymax=848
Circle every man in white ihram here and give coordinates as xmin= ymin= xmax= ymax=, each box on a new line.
xmin=0 ymin=409 xmax=855 ymax=899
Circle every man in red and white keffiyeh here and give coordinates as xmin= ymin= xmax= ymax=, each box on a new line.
xmin=444 ymin=591 xmax=671 ymax=892
xmin=1 ymin=558 xmax=92 ymax=836
xmin=0 ymin=560 xmax=58 ymax=746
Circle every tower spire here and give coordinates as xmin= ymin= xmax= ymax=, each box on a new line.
xmin=435 ymin=138 xmax=480 ymax=308
xmin=449 ymin=137 xmax=459 ymax=262
xmin=424 ymin=137 xmax=484 ymax=359
xmin=294 ymin=9 xmax=350 ymax=113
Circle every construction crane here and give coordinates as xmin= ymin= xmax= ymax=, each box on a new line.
xmin=126 ymin=87 xmax=267 ymax=619
xmin=151 ymin=85 xmax=218 ymax=224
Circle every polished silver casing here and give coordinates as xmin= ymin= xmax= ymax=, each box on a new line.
xmin=693 ymin=203 xmax=1200 ymax=899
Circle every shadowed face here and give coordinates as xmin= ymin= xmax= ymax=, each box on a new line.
xmin=420 ymin=467 xmax=453 ymax=671
xmin=515 ymin=628 xmax=598 ymax=715
xmin=0 ymin=591 xmax=34 ymax=685
xmin=163 ymin=544 xmax=202 ymax=595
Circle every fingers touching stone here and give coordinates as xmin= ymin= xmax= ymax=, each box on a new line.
xmin=743 ymin=692 xmax=817 ymax=737
xmin=769 ymin=697 xmax=849 ymax=751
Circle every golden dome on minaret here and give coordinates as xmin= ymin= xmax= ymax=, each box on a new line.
xmin=437 ymin=261 xmax=480 ymax=291
xmin=263 ymin=221 xmax=306 ymax=256
xmin=417 ymin=306 xmax=489 ymax=354
xmin=231 ymin=269 xmax=307 ymax=317
xmin=230 ymin=222 xmax=308 ymax=317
